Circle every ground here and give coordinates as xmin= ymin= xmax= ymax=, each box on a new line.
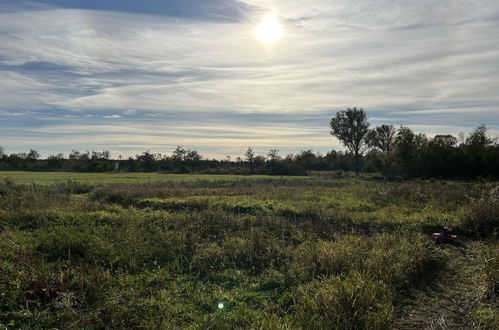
xmin=0 ymin=172 xmax=497 ymax=329
xmin=0 ymin=171 xmax=294 ymax=184
xmin=396 ymin=241 xmax=492 ymax=329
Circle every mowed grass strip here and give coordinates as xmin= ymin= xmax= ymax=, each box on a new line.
xmin=0 ymin=171 xmax=308 ymax=184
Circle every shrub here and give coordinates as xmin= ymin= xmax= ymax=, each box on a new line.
xmin=35 ymin=226 xmax=102 ymax=262
xmin=461 ymin=186 xmax=499 ymax=238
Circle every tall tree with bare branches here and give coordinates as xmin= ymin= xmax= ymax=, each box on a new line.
xmin=330 ymin=107 xmax=370 ymax=173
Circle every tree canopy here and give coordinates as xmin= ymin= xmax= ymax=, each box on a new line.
xmin=330 ymin=107 xmax=370 ymax=172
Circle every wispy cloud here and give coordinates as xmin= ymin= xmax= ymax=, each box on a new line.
xmin=0 ymin=0 xmax=498 ymax=157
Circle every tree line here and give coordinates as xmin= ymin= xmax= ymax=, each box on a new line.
xmin=0 ymin=145 xmax=351 ymax=176
xmin=0 ymin=107 xmax=497 ymax=178
xmin=330 ymin=107 xmax=499 ymax=178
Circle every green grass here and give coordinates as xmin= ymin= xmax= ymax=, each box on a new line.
xmin=0 ymin=171 xmax=307 ymax=184
xmin=0 ymin=174 xmax=497 ymax=329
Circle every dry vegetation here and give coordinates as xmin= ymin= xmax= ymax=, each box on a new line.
xmin=0 ymin=175 xmax=498 ymax=329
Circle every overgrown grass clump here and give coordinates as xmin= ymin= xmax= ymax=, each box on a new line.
xmin=484 ymin=244 xmax=499 ymax=299
xmin=461 ymin=186 xmax=499 ymax=238
xmin=0 ymin=176 xmax=496 ymax=328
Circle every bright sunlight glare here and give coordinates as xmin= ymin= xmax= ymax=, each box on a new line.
xmin=254 ymin=13 xmax=284 ymax=44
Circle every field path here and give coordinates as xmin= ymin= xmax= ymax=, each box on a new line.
xmin=395 ymin=241 xmax=487 ymax=329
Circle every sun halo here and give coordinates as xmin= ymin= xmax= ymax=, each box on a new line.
xmin=254 ymin=13 xmax=284 ymax=45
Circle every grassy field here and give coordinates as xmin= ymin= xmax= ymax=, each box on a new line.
xmin=0 ymin=173 xmax=498 ymax=329
xmin=0 ymin=171 xmax=306 ymax=185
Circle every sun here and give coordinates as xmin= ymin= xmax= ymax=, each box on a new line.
xmin=254 ymin=13 xmax=284 ymax=44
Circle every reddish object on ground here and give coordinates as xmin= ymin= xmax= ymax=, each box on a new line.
xmin=428 ymin=217 xmax=458 ymax=243
xmin=432 ymin=227 xmax=458 ymax=243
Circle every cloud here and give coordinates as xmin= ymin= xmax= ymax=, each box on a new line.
xmin=1 ymin=0 xmax=254 ymax=21
xmin=0 ymin=0 xmax=498 ymax=156
xmin=0 ymin=109 xmax=340 ymax=158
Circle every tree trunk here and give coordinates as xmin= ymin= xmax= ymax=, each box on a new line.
xmin=354 ymin=151 xmax=361 ymax=175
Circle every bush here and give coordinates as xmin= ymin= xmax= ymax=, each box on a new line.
xmin=36 ymin=226 xmax=103 ymax=262
xmin=461 ymin=186 xmax=499 ymax=238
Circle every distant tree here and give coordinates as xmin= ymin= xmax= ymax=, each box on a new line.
xmin=69 ymin=150 xmax=80 ymax=160
xmin=91 ymin=150 xmax=110 ymax=160
xmin=185 ymin=150 xmax=201 ymax=162
xmin=185 ymin=150 xmax=202 ymax=172
xmin=431 ymin=135 xmax=458 ymax=149
xmin=330 ymin=107 xmax=370 ymax=173
xmin=14 ymin=152 xmax=29 ymax=160
xmin=136 ymin=150 xmax=156 ymax=172
xmin=296 ymin=150 xmax=317 ymax=175
xmin=394 ymin=127 xmax=416 ymax=160
xmin=47 ymin=153 xmax=65 ymax=170
xmin=267 ymin=149 xmax=280 ymax=162
xmin=458 ymin=132 xmax=466 ymax=145
xmin=27 ymin=149 xmax=40 ymax=160
xmin=465 ymin=125 xmax=496 ymax=150
xmin=393 ymin=126 xmax=428 ymax=176
xmin=254 ymin=155 xmax=266 ymax=169
xmin=364 ymin=125 xmax=397 ymax=175
xmin=458 ymin=125 xmax=498 ymax=177
xmin=244 ymin=147 xmax=255 ymax=174
xmin=266 ymin=149 xmax=280 ymax=174
xmin=172 ymin=146 xmax=187 ymax=161
xmin=422 ymin=135 xmax=458 ymax=177
xmin=366 ymin=124 xmax=396 ymax=154
xmin=0 ymin=146 xmax=4 ymax=159
xmin=69 ymin=150 xmax=89 ymax=161
xmin=47 ymin=153 xmax=64 ymax=160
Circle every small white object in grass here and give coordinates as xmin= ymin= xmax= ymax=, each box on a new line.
xmin=218 ymin=303 xmax=224 ymax=309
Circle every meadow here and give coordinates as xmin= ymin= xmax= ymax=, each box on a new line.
xmin=0 ymin=173 xmax=498 ymax=329
xmin=0 ymin=171 xmax=297 ymax=185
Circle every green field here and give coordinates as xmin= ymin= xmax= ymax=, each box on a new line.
xmin=0 ymin=173 xmax=497 ymax=329
xmin=0 ymin=171 xmax=306 ymax=184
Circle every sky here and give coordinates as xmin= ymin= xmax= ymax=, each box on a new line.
xmin=1 ymin=0 xmax=498 ymax=159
